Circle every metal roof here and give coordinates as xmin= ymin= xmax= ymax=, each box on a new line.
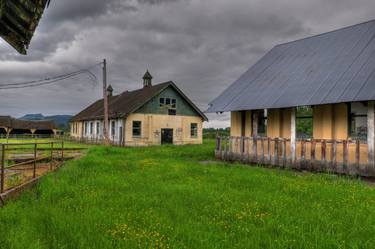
xmin=0 ymin=116 xmax=56 ymax=130
xmin=0 ymin=0 xmax=50 ymax=54
xmin=71 ymin=81 xmax=208 ymax=122
xmin=207 ymin=19 xmax=375 ymax=113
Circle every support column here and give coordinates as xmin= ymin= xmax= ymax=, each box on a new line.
xmin=368 ymin=101 xmax=375 ymax=166
xmin=241 ymin=111 xmax=246 ymax=137
xmin=252 ymin=111 xmax=258 ymax=137
xmin=291 ymin=107 xmax=296 ymax=165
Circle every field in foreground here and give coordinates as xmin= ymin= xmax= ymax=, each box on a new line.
xmin=0 ymin=141 xmax=375 ymax=248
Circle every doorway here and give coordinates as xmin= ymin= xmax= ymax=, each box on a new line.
xmin=161 ymin=129 xmax=173 ymax=144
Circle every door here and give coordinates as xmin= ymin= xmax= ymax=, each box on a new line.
xmin=161 ymin=129 xmax=173 ymax=145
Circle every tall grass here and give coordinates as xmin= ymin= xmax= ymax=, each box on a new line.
xmin=0 ymin=140 xmax=374 ymax=248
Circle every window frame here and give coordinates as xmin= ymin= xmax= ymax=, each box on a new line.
xmin=168 ymin=109 xmax=177 ymax=116
xmin=190 ymin=123 xmax=198 ymax=138
xmin=252 ymin=110 xmax=267 ymax=137
xmin=348 ymin=102 xmax=368 ymax=141
xmin=96 ymin=122 xmax=100 ymax=136
xmin=111 ymin=121 xmax=116 ymax=137
xmin=90 ymin=122 xmax=94 ymax=135
xmin=296 ymin=106 xmax=313 ymax=139
xmin=132 ymin=121 xmax=142 ymax=137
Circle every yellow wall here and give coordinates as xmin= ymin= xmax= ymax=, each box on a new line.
xmin=230 ymin=111 xmax=252 ymax=137
xmin=231 ymin=104 xmax=348 ymax=140
xmin=70 ymin=114 xmax=203 ymax=146
xmin=124 ymin=114 xmax=203 ymax=146
xmin=70 ymin=122 xmax=83 ymax=138
xmin=313 ymin=104 xmax=348 ymax=139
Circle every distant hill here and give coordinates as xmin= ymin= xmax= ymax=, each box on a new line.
xmin=19 ymin=114 xmax=73 ymax=131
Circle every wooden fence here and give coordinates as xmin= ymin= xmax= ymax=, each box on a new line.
xmin=215 ymin=136 xmax=375 ymax=177
xmin=0 ymin=142 xmax=65 ymax=193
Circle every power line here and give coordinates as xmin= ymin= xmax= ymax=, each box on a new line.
xmin=0 ymin=62 xmax=102 ymax=90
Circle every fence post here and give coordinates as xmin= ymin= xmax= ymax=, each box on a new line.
xmin=274 ymin=138 xmax=279 ymax=166
xmin=311 ymin=139 xmax=316 ymax=169
xmin=332 ymin=140 xmax=337 ymax=170
xmin=321 ymin=140 xmax=327 ymax=170
xmin=50 ymin=142 xmax=54 ymax=170
xmin=301 ymin=139 xmax=306 ymax=168
xmin=33 ymin=143 xmax=37 ymax=178
xmin=356 ymin=140 xmax=360 ymax=172
xmin=261 ymin=138 xmax=265 ymax=164
xmin=1 ymin=144 xmax=5 ymax=193
xmin=282 ymin=139 xmax=287 ymax=166
xmin=343 ymin=140 xmax=348 ymax=172
xmin=253 ymin=137 xmax=258 ymax=162
xmin=267 ymin=137 xmax=271 ymax=164
xmin=61 ymin=141 xmax=64 ymax=164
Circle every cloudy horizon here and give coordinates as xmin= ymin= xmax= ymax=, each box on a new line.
xmin=0 ymin=0 xmax=374 ymax=128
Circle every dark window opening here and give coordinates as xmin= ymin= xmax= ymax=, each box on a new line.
xmin=160 ymin=98 xmax=165 ymax=106
xmin=348 ymin=102 xmax=367 ymax=141
xmin=96 ymin=122 xmax=100 ymax=135
xmin=168 ymin=109 xmax=177 ymax=116
xmin=132 ymin=121 xmax=142 ymax=137
xmin=296 ymin=106 xmax=313 ymax=139
xmin=160 ymin=97 xmax=177 ymax=110
xmin=191 ymin=123 xmax=198 ymax=138
xmin=90 ymin=122 xmax=93 ymax=135
xmin=252 ymin=110 xmax=267 ymax=137
xmin=111 ymin=121 xmax=116 ymax=137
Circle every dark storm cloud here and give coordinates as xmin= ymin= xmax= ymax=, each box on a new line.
xmin=0 ymin=0 xmax=374 ymax=127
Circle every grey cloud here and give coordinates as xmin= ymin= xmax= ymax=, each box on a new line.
xmin=0 ymin=0 xmax=374 ymax=127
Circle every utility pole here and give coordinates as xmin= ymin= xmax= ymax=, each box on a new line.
xmin=103 ymin=59 xmax=110 ymax=146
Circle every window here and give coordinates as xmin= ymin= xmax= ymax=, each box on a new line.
xmin=84 ymin=122 xmax=88 ymax=135
xmin=160 ymin=97 xmax=177 ymax=115
xmin=160 ymin=98 xmax=165 ymax=106
xmin=90 ymin=122 xmax=94 ymax=135
xmin=111 ymin=121 xmax=116 ymax=137
xmin=168 ymin=109 xmax=177 ymax=116
xmin=160 ymin=98 xmax=177 ymax=108
xmin=252 ymin=110 xmax=267 ymax=137
xmin=132 ymin=121 xmax=142 ymax=137
xmin=349 ymin=102 xmax=367 ymax=140
xmin=296 ymin=106 xmax=313 ymax=138
xmin=191 ymin=123 xmax=198 ymax=138
xmin=96 ymin=122 xmax=100 ymax=136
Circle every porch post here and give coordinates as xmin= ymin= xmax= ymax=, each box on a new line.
xmin=252 ymin=111 xmax=258 ymax=137
xmin=368 ymin=101 xmax=375 ymax=166
xmin=291 ymin=107 xmax=296 ymax=165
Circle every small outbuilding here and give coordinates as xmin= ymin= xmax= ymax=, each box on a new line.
xmin=208 ymin=20 xmax=375 ymax=176
xmin=0 ymin=116 xmax=57 ymax=136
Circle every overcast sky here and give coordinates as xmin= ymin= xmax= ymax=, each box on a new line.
xmin=0 ymin=0 xmax=374 ymax=127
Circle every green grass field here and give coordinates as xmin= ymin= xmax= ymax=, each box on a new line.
xmin=0 ymin=140 xmax=375 ymax=248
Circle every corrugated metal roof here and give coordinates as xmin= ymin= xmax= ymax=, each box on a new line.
xmin=207 ymin=19 xmax=375 ymax=113
xmin=0 ymin=0 xmax=50 ymax=54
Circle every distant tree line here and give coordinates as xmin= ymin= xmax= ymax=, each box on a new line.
xmin=203 ymin=128 xmax=230 ymax=139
